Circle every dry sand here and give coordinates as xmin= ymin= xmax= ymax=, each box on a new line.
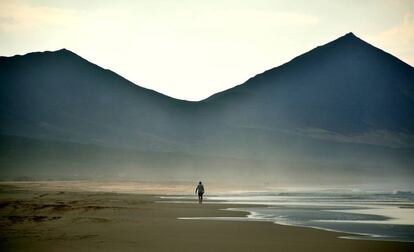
xmin=0 ymin=182 xmax=413 ymax=252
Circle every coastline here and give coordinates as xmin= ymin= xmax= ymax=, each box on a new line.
xmin=171 ymin=206 xmax=414 ymax=244
xmin=1 ymin=183 xmax=414 ymax=251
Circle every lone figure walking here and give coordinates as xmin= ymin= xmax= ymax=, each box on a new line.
xmin=195 ymin=181 xmax=205 ymax=204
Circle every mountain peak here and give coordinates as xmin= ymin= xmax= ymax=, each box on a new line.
xmin=344 ymin=32 xmax=356 ymax=37
xmin=56 ymin=48 xmax=71 ymax=53
xmin=296 ymin=32 xmax=374 ymax=61
xmin=332 ymin=32 xmax=365 ymax=45
xmin=53 ymin=48 xmax=78 ymax=57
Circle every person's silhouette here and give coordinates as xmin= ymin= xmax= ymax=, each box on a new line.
xmin=195 ymin=181 xmax=205 ymax=204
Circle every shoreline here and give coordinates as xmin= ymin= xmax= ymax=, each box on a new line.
xmin=156 ymin=198 xmax=414 ymax=243
xmin=172 ymin=205 xmax=414 ymax=244
xmin=226 ymin=207 xmax=414 ymax=243
xmin=1 ymin=183 xmax=414 ymax=251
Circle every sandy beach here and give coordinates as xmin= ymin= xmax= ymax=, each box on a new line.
xmin=0 ymin=182 xmax=413 ymax=252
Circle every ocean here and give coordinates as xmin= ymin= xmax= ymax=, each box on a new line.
xmin=162 ymin=190 xmax=414 ymax=242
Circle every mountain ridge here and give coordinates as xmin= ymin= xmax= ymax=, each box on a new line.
xmin=204 ymin=32 xmax=414 ymax=102
xmin=3 ymin=32 xmax=412 ymax=104
xmin=0 ymin=47 xmax=189 ymax=104
xmin=1 ymin=32 xmax=413 ymax=184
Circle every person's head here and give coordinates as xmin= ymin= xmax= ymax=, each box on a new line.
xmin=199 ymin=181 xmax=202 ymax=184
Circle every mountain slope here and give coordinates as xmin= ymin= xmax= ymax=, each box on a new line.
xmin=0 ymin=49 xmax=196 ymax=151
xmin=1 ymin=33 xmax=413 ymax=185
xmin=203 ymin=33 xmax=414 ymax=136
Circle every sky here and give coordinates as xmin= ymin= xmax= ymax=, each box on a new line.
xmin=0 ymin=0 xmax=413 ymax=101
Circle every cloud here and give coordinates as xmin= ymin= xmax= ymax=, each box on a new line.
xmin=258 ymin=11 xmax=319 ymax=27
xmin=170 ymin=9 xmax=319 ymax=33
xmin=0 ymin=1 xmax=78 ymax=32
xmin=371 ymin=13 xmax=414 ymax=66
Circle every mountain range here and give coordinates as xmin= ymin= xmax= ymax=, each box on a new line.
xmin=1 ymin=33 xmax=413 ymax=187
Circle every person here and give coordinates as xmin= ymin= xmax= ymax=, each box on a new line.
xmin=195 ymin=181 xmax=205 ymax=204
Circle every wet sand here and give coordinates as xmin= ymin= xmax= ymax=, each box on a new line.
xmin=0 ymin=182 xmax=413 ymax=252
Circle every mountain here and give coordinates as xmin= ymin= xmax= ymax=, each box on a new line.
xmin=204 ymin=33 xmax=414 ymax=136
xmin=0 ymin=48 xmax=202 ymax=151
xmin=1 ymin=33 xmax=413 ymax=187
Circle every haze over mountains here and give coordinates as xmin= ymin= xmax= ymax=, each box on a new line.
xmin=1 ymin=33 xmax=413 ymax=188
